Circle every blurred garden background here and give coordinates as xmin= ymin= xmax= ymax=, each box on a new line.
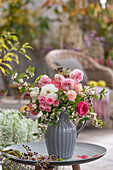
xmin=0 ymin=0 xmax=113 ymax=169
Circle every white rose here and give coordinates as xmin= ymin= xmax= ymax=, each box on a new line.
xmin=30 ymin=87 xmax=39 ymax=98
xmin=40 ymin=84 xmax=58 ymax=100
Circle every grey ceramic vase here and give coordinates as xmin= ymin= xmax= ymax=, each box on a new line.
xmin=45 ymin=112 xmax=86 ymax=159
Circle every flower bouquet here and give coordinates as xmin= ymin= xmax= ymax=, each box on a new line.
xmin=6 ymin=66 xmax=106 ymax=158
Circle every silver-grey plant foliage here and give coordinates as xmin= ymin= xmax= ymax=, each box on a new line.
xmin=0 ymin=108 xmax=38 ymax=170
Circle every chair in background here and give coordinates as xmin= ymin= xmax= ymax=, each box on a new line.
xmin=45 ymin=49 xmax=113 ymax=89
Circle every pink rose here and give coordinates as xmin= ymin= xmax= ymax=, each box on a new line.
xmin=38 ymin=96 xmax=46 ymax=104
xmin=52 ymin=80 xmax=62 ymax=91
xmin=74 ymin=83 xmax=82 ymax=93
xmin=46 ymin=97 xmax=54 ymax=105
xmin=70 ymin=69 xmax=84 ymax=83
xmin=75 ymin=101 xmax=89 ymax=116
xmin=39 ymin=104 xmax=45 ymax=111
xmin=53 ymin=100 xmax=59 ymax=106
xmin=29 ymin=103 xmax=38 ymax=115
xmin=38 ymin=75 xmax=51 ymax=87
xmin=45 ymin=106 xmax=51 ymax=112
xmin=62 ymin=78 xmax=74 ymax=91
xmin=54 ymin=74 xmax=64 ymax=82
xmin=66 ymin=90 xmax=77 ymax=101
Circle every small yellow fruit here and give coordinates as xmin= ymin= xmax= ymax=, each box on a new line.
xmin=87 ymin=81 xmax=98 ymax=87
xmin=98 ymin=80 xmax=106 ymax=87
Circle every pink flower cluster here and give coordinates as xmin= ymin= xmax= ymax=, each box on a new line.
xmin=29 ymin=103 xmax=38 ymax=115
xmin=29 ymin=69 xmax=84 ymax=115
xmin=38 ymin=96 xmax=59 ymax=112
xmin=38 ymin=69 xmax=83 ymax=92
xmin=38 ymin=75 xmax=51 ymax=87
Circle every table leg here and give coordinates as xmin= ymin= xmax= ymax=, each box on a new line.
xmin=72 ymin=165 xmax=80 ymax=170
xmin=35 ymin=165 xmax=42 ymax=170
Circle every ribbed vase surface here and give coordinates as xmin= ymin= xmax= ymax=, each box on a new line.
xmin=45 ymin=112 xmax=77 ymax=159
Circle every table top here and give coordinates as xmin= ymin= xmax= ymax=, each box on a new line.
xmin=3 ymin=142 xmax=107 ymax=166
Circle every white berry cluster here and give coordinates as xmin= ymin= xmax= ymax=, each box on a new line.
xmin=84 ymin=86 xmax=95 ymax=95
xmin=86 ymin=112 xmax=101 ymax=128
xmin=26 ymin=69 xmax=34 ymax=77
xmin=11 ymin=73 xmax=18 ymax=80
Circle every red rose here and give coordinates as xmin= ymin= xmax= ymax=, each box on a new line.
xmin=75 ymin=101 xmax=89 ymax=116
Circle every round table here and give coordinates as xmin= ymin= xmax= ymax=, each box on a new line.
xmin=2 ymin=142 xmax=107 ymax=170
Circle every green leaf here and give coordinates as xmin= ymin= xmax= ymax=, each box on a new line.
xmin=89 ymin=107 xmax=94 ymax=112
xmin=38 ymin=117 xmax=41 ymax=124
xmin=21 ymin=48 xmax=26 ymax=53
xmin=71 ymin=104 xmax=77 ymax=108
xmin=53 ymin=122 xmax=58 ymax=126
xmin=25 ymin=54 xmax=31 ymax=60
xmin=35 ymin=75 xmax=43 ymax=83
xmin=91 ymin=83 xmax=94 ymax=88
xmin=93 ymin=94 xmax=98 ymax=100
xmin=78 ymin=119 xmax=83 ymax=124
xmin=7 ymin=40 xmax=13 ymax=46
xmin=41 ymin=129 xmax=46 ymax=133
xmin=35 ymin=99 xmax=39 ymax=105
xmin=25 ymin=46 xmax=33 ymax=49
xmin=99 ymin=94 xmax=103 ymax=101
xmin=19 ymin=73 xmax=25 ymax=79
xmin=58 ymin=157 xmax=63 ymax=161
xmin=84 ymin=117 xmax=89 ymax=120
xmin=73 ymin=116 xmax=77 ymax=119
xmin=3 ymin=156 xmax=12 ymax=162
xmin=48 ymin=121 xmax=53 ymax=125
xmin=1 ymin=44 xmax=9 ymax=50
xmin=14 ymin=78 xmax=19 ymax=83
xmin=33 ymin=133 xmax=38 ymax=136
xmin=5 ymin=69 xmax=10 ymax=76
xmin=9 ymin=35 xmax=18 ymax=41
xmin=100 ymin=88 xmax=105 ymax=94
xmin=20 ymin=86 xmax=25 ymax=94
xmin=22 ymin=42 xmax=29 ymax=47
xmin=65 ymin=110 xmax=70 ymax=114
xmin=36 ymin=108 xmax=40 ymax=113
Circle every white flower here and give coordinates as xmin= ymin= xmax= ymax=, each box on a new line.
xmin=23 ymin=82 xmax=28 ymax=86
xmin=32 ymin=103 xmax=37 ymax=109
xmin=30 ymin=87 xmax=39 ymax=98
xmin=40 ymin=84 xmax=58 ymax=100
xmin=90 ymin=112 xmax=97 ymax=119
xmin=11 ymin=73 xmax=18 ymax=80
xmin=19 ymin=79 xmax=24 ymax=83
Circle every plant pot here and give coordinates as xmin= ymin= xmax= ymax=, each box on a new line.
xmin=45 ymin=112 xmax=86 ymax=159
